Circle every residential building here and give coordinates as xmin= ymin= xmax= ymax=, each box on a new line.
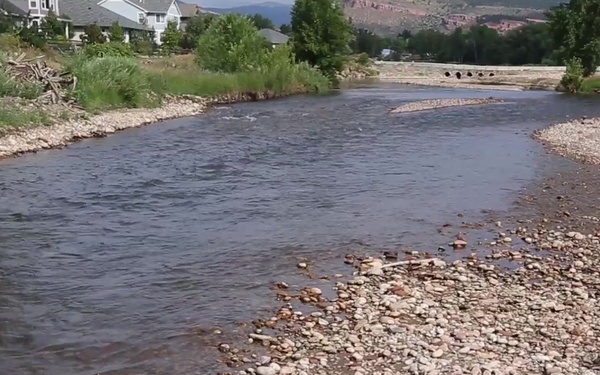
xmin=1 ymin=0 xmax=183 ymax=45
xmin=0 ymin=0 xmax=64 ymax=26
xmin=259 ymin=28 xmax=289 ymax=48
xmin=176 ymin=0 xmax=218 ymax=30
xmin=98 ymin=0 xmax=182 ymax=44
xmin=61 ymin=0 xmax=149 ymax=43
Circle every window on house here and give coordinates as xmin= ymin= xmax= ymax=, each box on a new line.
xmin=156 ymin=14 xmax=165 ymax=23
xmin=138 ymin=12 xmax=147 ymax=24
xmin=41 ymin=0 xmax=50 ymax=9
xmin=29 ymin=0 xmax=38 ymax=8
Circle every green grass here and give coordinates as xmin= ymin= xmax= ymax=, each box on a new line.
xmin=580 ymin=76 xmax=600 ymax=93
xmin=67 ymin=55 xmax=156 ymax=112
xmin=66 ymin=54 xmax=330 ymax=111
xmin=0 ymin=102 xmax=51 ymax=134
xmin=146 ymin=62 xmax=330 ymax=98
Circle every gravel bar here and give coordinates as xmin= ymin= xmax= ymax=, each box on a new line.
xmin=220 ymin=225 xmax=600 ymax=375
xmin=534 ymin=117 xmax=600 ymax=164
xmin=389 ymin=98 xmax=503 ymax=114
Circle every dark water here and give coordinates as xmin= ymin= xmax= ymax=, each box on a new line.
xmin=1 ymin=83 xmax=600 ymax=375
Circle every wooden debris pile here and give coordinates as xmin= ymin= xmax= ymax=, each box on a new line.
xmin=2 ymin=52 xmax=77 ymax=104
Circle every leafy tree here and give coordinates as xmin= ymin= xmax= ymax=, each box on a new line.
xmin=161 ymin=20 xmax=182 ymax=54
xmin=505 ymin=23 xmax=554 ymax=65
xmin=81 ymin=23 xmax=106 ymax=44
xmin=108 ymin=21 xmax=125 ymax=43
xmin=548 ymin=0 xmax=600 ymax=76
xmin=279 ymin=23 xmax=292 ymax=35
xmin=249 ymin=13 xmax=274 ymax=29
xmin=291 ymin=0 xmax=353 ymax=79
xmin=40 ymin=10 xmax=64 ymax=39
xmin=196 ymin=13 xmax=270 ymax=73
xmin=180 ymin=14 xmax=215 ymax=49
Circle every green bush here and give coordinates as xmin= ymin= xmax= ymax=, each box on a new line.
xmin=196 ymin=13 xmax=270 ymax=73
xmin=82 ymin=42 xmax=134 ymax=58
xmin=560 ymin=57 xmax=584 ymax=93
xmin=357 ymin=53 xmax=370 ymax=65
xmin=69 ymin=55 xmax=153 ymax=111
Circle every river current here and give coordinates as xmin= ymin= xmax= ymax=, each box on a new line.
xmin=1 ymin=83 xmax=600 ymax=374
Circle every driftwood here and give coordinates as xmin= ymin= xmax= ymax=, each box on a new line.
xmin=3 ymin=53 xmax=76 ymax=105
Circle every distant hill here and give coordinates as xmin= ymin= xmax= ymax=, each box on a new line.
xmin=205 ymin=2 xmax=293 ymax=25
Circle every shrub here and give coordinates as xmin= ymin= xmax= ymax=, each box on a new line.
xmin=357 ymin=53 xmax=370 ymax=65
xmin=18 ymin=25 xmax=46 ymax=49
xmin=196 ymin=13 xmax=270 ymax=73
xmin=161 ymin=20 xmax=182 ymax=55
xmin=69 ymin=55 xmax=152 ymax=111
xmin=82 ymin=42 xmax=134 ymax=58
xmin=108 ymin=22 xmax=125 ymax=43
xmin=560 ymin=57 xmax=584 ymax=93
xmin=81 ymin=23 xmax=107 ymax=44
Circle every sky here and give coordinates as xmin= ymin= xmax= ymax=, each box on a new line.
xmin=191 ymin=0 xmax=293 ymax=8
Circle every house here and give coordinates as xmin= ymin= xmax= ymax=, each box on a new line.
xmin=176 ymin=0 xmax=218 ymax=30
xmin=0 ymin=0 xmax=67 ymax=27
xmin=176 ymin=0 xmax=198 ymax=30
xmin=259 ymin=28 xmax=288 ymax=48
xmin=61 ymin=0 xmax=149 ymax=43
xmin=98 ymin=0 xmax=182 ymax=44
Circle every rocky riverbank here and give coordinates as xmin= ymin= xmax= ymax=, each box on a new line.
xmin=214 ymin=156 xmax=600 ymax=375
xmin=218 ymin=221 xmax=600 ymax=375
xmin=534 ymin=117 xmax=600 ymax=164
xmin=389 ymin=98 xmax=503 ymax=114
xmin=0 ymin=91 xmax=297 ymax=159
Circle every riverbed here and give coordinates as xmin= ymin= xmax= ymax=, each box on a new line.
xmin=1 ymin=83 xmax=600 ymax=375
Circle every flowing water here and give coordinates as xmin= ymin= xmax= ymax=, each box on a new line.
xmin=1 ymin=83 xmax=600 ymax=375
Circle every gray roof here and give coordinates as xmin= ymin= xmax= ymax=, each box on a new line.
xmin=61 ymin=0 xmax=148 ymax=29
xmin=259 ymin=28 xmax=289 ymax=44
xmin=176 ymin=1 xmax=198 ymax=18
xmin=129 ymin=0 xmax=175 ymax=13
xmin=0 ymin=0 xmax=28 ymax=16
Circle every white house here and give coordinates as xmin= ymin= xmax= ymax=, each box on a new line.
xmin=0 ymin=0 xmax=65 ymax=27
xmin=1 ymin=0 xmax=182 ymax=45
xmin=61 ymin=0 xmax=150 ymax=43
xmin=98 ymin=0 xmax=182 ymax=44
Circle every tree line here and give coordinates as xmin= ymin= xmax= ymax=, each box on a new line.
xmin=351 ymin=23 xmax=557 ymax=66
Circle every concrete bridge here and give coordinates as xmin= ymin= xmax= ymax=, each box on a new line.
xmin=373 ymin=61 xmax=567 ymax=89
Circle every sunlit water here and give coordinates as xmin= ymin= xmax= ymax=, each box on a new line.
xmin=1 ymin=83 xmax=600 ymax=374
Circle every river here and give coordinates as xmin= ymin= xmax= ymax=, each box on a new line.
xmin=1 ymin=83 xmax=600 ymax=375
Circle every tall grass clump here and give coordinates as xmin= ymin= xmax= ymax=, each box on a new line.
xmin=67 ymin=54 xmax=153 ymax=111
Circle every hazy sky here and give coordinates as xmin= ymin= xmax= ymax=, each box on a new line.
xmin=194 ymin=0 xmax=293 ymax=8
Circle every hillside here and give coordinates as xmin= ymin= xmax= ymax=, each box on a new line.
xmin=343 ymin=0 xmax=558 ymax=34
xmin=202 ymin=0 xmax=558 ymax=35
xmin=204 ymin=2 xmax=293 ymax=25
